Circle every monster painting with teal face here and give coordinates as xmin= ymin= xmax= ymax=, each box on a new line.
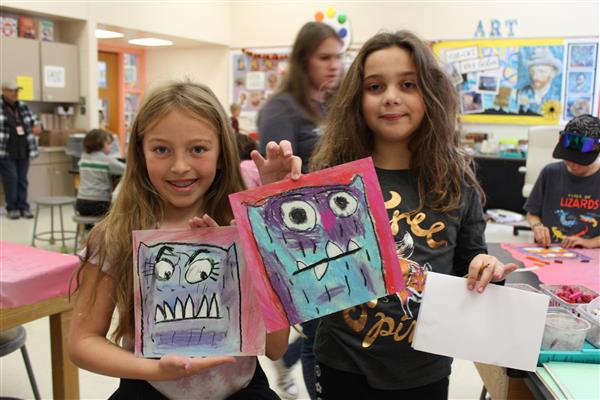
xmin=137 ymin=241 xmax=242 ymax=356
xmin=246 ymin=175 xmax=386 ymax=325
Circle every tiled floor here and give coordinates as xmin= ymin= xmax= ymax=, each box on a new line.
xmin=0 ymin=207 xmax=532 ymax=399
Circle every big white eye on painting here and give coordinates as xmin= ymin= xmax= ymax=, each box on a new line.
xmin=186 ymin=258 xmax=218 ymax=284
xmin=281 ymin=200 xmax=317 ymax=231
xmin=155 ymin=259 xmax=175 ymax=281
xmin=329 ymin=191 xmax=358 ymax=217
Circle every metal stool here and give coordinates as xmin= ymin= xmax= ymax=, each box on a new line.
xmin=0 ymin=326 xmax=41 ymax=400
xmin=31 ymin=196 xmax=76 ymax=253
xmin=72 ymin=213 xmax=103 ymax=254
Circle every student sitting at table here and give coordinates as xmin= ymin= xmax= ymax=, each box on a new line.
xmin=525 ymin=114 xmax=600 ymax=248
xmin=75 ymin=129 xmax=125 ymax=222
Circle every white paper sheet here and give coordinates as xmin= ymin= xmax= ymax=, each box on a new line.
xmin=412 ymin=272 xmax=549 ymax=372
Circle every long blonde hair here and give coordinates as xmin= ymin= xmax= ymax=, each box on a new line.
xmin=72 ymin=81 xmax=245 ymax=343
xmin=310 ymin=31 xmax=483 ymax=212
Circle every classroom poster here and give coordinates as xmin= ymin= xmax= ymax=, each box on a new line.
xmin=434 ymin=38 xmax=600 ymax=125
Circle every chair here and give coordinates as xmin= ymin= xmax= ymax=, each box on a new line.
xmin=0 ymin=326 xmax=41 ymax=400
xmin=72 ymin=213 xmax=103 ymax=254
xmin=31 ymin=196 xmax=77 ymax=252
xmin=513 ymin=125 xmax=562 ymax=235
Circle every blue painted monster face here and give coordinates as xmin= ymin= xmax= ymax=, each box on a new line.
xmin=246 ymin=175 xmax=386 ymax=325
xmin=137 ymin=242 xmax=241 ymax=356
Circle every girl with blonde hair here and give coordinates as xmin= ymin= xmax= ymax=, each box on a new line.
xmin=69 ymin=81 xmax=300 ymax=399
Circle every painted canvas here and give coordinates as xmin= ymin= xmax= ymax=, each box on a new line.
xmin=229 ymin=157 xmax=404 ymax=332
xmin=132 ymin=227 xmax=265 ymax=357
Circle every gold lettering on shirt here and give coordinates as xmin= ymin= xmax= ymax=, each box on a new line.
xmin=385 ymin=191 xmax=447 ymax=249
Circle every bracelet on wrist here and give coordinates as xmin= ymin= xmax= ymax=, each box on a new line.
xmin=530 ymin=222 xmax=544 ymax=229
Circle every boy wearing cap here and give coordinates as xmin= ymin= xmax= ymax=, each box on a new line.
xmin=524 ymin=114 xmax=600 ymax=248
xmin=0 ymin=79 xmax=42 ymax=219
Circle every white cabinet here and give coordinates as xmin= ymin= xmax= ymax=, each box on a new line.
xmin=1 ymin=37 xmax=80 ymax=103
xmin=40 ymin=41 xmax=80 ymax=102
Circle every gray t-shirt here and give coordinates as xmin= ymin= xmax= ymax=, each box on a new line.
xmin=315 ymin=168 xmax=487 ymax=390
xmin=524 ymin=161 xmax=600 ymax=241
xmin=257 ymin=92 xmax=320 ymax=173
xmin=77 ymin=151 xmax=125 ymax=202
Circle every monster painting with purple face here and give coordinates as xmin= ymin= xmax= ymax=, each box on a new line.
xmin=136 ymin=241 xmax=243 ymax=357
xmin=247 ymin=174 xmax=386 ymax=326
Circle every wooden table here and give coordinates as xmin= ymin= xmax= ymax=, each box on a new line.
xmin=0 ymin=241 xmax=80 ymax=399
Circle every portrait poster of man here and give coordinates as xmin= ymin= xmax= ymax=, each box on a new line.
xmin=516 ymin=46 xmax=564 ymax=116
xmin=432 ymin=38 xmax=591 ymax=125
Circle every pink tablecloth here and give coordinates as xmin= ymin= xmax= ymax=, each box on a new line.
xmin=0 ymin=241 xmax=80 ymax=309
xmin=501 ymin=242 xmax=599 ymax=292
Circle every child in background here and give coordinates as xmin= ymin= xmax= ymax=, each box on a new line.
xmin=75 ymin=129 xmax=125 ymax=219
xmin=236 ymin=132 xmax=262 ymax=189
xmin=68 ymin=81 xmax=301 ymax=399
xmin=525 ymin=114 xmax=600 ymax=248
xmin=230 ymin=103 xmax=241 ymax=134
xmin=309 ymin=31 xmax=517 ymax=399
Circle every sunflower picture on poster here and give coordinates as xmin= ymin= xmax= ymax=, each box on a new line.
xmin=434 ymin=38 xmax=567 ymax=125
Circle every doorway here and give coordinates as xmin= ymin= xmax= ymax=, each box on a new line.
xmin=98 ymin=51 xmax=119 ymax=134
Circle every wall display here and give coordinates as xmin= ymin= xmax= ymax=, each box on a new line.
xmin=16 ymin=76 xmax=34 ymax=101
xmin=434 ymin=38 xmax=599 ymax=125
xmin=314 ymin=6 xmax=352 ymax=52
xmin=1 ymin=14 xmax=18 ymax=37
xmin=39 ymin=19 xmax=53 ymax=41
xmin=230 ymin=48 xmax=289 ymax=129
xmin=44 ymin=65 xmax=66 ymax=88
xmin=18 ymin=15 xmax=36 ymax=39
xmin=562 ymin=40 xmax=599 ymax=122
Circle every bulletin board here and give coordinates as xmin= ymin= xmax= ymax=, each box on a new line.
xmin=433 ymin=37 xmax=599 ymax=125
xmin=230 ymin=47 xmax=359 ymax=130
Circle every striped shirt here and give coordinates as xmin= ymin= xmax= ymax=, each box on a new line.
xmin=77 ymin=151 xmax=125 ymax=201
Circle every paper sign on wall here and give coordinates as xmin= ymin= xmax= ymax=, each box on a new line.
xmin=444 ymin=46 xmax=478 ymax=63
xmin=245 ymin=71 xmax=266 ymax=91
xmin=16 ymin=76 xmax=34 ymax=100
xmin=44 ymin=65 xmax=65 ymax=88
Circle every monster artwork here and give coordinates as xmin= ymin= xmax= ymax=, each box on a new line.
xmin=133 ymin=226 xmax=265 ymax=357
xmin=230 ymin=157 xmax=404 ymax=332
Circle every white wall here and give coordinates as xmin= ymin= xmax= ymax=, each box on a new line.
xmin=3 ymin=1 xmax=232 ymax=45
xmin=231 ymin=1 xmax=598 ymax=47
xmin=145 ymin=45 xmax=230 ymax=107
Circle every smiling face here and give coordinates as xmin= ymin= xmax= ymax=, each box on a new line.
xmin=308 ymin=36 xmax=343 ymax=92
xmin=246 ymin=175 xmax=386 ymax=325
xmin=361 ymin=46 xmax=425 ymax=150
xmin=137 ymin=241 xmax=242 ymax=356
xmin=143 ymin=109 xmax=220 ymax=222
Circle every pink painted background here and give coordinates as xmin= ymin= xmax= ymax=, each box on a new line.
xmin=229 ymin=157 xmax=405 ymax=332
xmin=132 ymin=227 xmax=265 ymax=356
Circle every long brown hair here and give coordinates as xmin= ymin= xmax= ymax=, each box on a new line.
xmin=310 ymin=30 xmax=483 ymax=213
xmin=275 ymin=21 xmax=342 ymax=122
xmin=72 ymin=81 xmax=245 ymax=344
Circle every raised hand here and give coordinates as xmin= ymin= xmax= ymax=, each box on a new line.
xmin=251 ymin=140 xmax=302 ymax=185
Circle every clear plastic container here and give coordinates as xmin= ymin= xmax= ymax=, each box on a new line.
xmin=576 ymin=304 xmax=600 ymax=348
xmin=539 ymin=284 xmax=599 ymax=312
xmin=507 ymin=283 xmax=542 ymax=294
xmin=541 ymin=312 xmax=591 ymax=351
